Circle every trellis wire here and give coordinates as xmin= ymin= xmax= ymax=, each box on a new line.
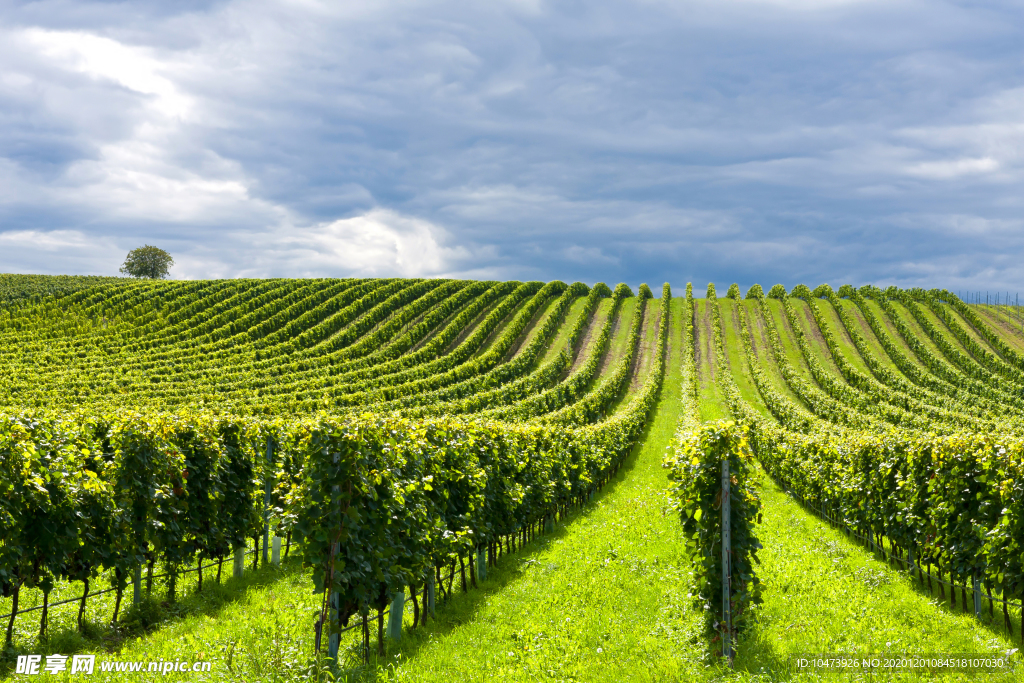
xmin=329 ymin=564 xmax=460 ymax=637
xmin=0 ymin=547 xmax=260 ymax=623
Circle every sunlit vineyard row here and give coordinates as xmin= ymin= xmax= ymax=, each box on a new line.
xmin=668 ymin=282 xmax=1024 ymax=663
xmin=0 ymin=275 xmax=667 ymax=652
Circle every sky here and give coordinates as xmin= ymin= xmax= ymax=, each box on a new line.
xmin=1 ymin=0 xmax=1023 ymax=292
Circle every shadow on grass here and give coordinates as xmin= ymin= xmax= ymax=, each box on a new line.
xmin=0 ymin=553 xmax=309 ymax=680
xmin=732 ymin=618 xmax=796 ymax=680
xmin=767 ymin=471 xmax=1024 ymax=652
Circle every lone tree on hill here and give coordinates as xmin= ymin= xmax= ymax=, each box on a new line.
xmin=120 ymin=245 xmax=174 ymax=279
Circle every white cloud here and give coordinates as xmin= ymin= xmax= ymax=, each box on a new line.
xmin=240 ymin=209 xmax=481 ymax=279
xmin=0 ymin=208 xmax=489 ymax=280
xmin=5 ymin=25 xmax=296 ymax=237
xmin=0 ymin=228 xmax=96 ymax=251
xmin=903 ymin=156 xmax=999 ymax=180
xmin=62 ymin=139 xmax=275 ymax=223
xmin=21 ymin=28 xmax=193 ymax=120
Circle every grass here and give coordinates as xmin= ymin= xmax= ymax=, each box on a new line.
xmin=16 ymin=460 xmax=1017 ymax=682
xmin=367 ymin=295 xmax=1022 ymax=682
xmin=762 ymin=301 xmax=815 ymax=384
xmin=368 ymin=293 xmax=709 ymax=682
xmin=631 ymin=294 xmax=664 ymax=385
xmin=698 ymin=386 xmax=730 ymax=421
xmin=834 ymin=299 xmax=909 ymax=376
xmin=913 ymin=304 xmax=995 ymax=369
xmin=592 ymin=297 xmax=638 ymax=386
xmin=507 ymin=292 xmax=565 ymax=360
xmin=972 ymin=305 xmax=1024 ymax=354
xmin=857 ymin=299 xmax=931 ymax=372
xmin=940 ymin=304 xmax=1003 ymax=358
xmin=0 ymin=544 xmax=321 ymax=682
xmin=0 ymin=295 xmax=690 ymax=682
xmin=0 ymin=539 xmax=270 ymax=661
xmin=885 ymin=300 xmax=949 ymax=363
xmin=562 ymin=298 xmax=614 ymax=376
xmin=745 ymin=303 xmax=809 ymax=410
xmin=813 ymin=301 xmax=872 ymax=377
xmin=537 ymin=296 xmax=591 ymax=365
xmin=740 ymin=471 xmax=1021 ymax=682
xmin=786 ymin=300 xmax=841 ymax=375
xmin=718 ymin=299 xmax=770 ymax=419
xmin=609 ymin=297 xmax=678 ymax=416
xmin=695 ymin=299 xmax=731 ymax=421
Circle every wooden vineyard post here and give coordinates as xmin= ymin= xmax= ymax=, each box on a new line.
xmin=387 ymin=588 xmax=404 ymax=641
xmin=721 ymin=456 xmax=733 ymax=666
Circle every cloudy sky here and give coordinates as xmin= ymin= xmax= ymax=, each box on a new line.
xmin=1 ymin=0 xmax=1023 ymax=291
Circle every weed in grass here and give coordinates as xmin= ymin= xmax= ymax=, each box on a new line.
xmin=852 ymin=567 xmax=891 ymax=590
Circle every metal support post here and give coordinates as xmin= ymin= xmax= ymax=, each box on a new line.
xmin=233 ymin=546 xmax=245 ymax=579
xmin=721 ymin=457 xmax=732 ymax=666
xmin=973 ymin=575 xmax=982 ymax=617
xmin=427 ymin=571 xmax=436 ymax=617
xmin=328 ymin=448 xmax=340 ymax=664
xmin=263 ymin=439 xmax=273 ymax=567
xmin=387 ymin=588 xmax=404 ymax=640
xmin=328 ymin=589 xmax=339 ymax=662
xmin=477 ymin=547 xmax=487 ymax=582
xmin=272 ymin=536 xmax=281 ymax=566
xmin=132 ymin=565 xmax=142 ymax=606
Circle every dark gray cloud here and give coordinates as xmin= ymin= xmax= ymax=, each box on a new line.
xmin=1 ymin=0 xmax=1023 ymax=291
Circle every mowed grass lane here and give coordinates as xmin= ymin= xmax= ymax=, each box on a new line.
xmin=378 ymin=297 xmax=710 ymax=682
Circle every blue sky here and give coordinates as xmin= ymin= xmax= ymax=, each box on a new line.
xmin=1 ymin=0 xmax=1023 ymax=292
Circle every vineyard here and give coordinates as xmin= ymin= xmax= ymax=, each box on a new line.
xmin=1 ymin=274 xmax=1023 ymax=681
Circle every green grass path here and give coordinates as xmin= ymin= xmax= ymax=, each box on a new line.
xmin=384 ymin=293 xmax=704 ymax=682
xmin=744 ymin=475 xmax=1019 ymax=682
xmin=389 ymin=297 xmax=1020 ymax=683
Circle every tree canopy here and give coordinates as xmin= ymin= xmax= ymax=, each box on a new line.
xmin=120 ymin=245 xmax=174 ymax=279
